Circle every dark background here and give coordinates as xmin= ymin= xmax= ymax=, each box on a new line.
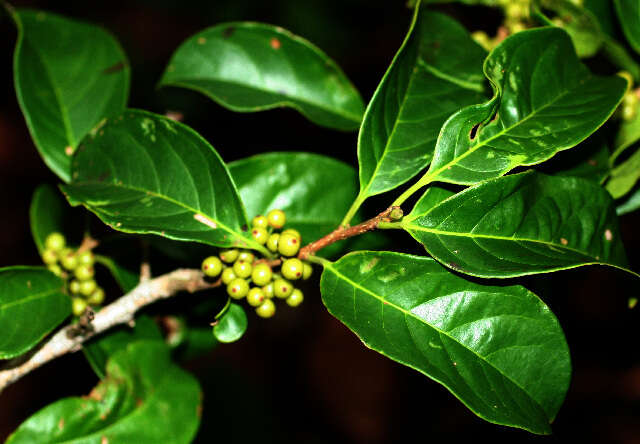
xmin=1 ymin=1 xmax=639 ymax=443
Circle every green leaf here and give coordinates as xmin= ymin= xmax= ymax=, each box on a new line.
xmin=212 ymin=303 xmax=247 ymax=343
xmin=320 ymin=251 xmax=570 ymax=434
xmin=403 ymin=171 xmax=634 ymax=278
xmin=29 ymin=184 xmax=65 ymax=255
xmin=546 ymin=133 xmax=610 ymax=183
xmin=7 ymin=341 xmax=201 ymax=444
xmin=10 ymin=9 xmax=129 ymax=182
xmin=60 ymin=110 xmax=267 ymax=254
xmin=83 ymin=315 xmax=163 ymax=379
xmin=614 ymin=0 xmax=640 ymax=54
xmin=612 ymin=102 xmax=640 ymax=163
xmin=617 ymin=184 xmax=640 ymax=214
xmin=353 ymin=7 xmax=486 ymax=210
xmin=584 ymin=0 xmax=617 ymax=37
xmin=410 ymin=28 xmax=626 ymax=188
xmin=0 ymin=266 xmax=70 ymax=359
xmin=95 ymin=255 xmax=139 ymax=293
xmin=159 ymin=22 xmax=364 ymax=131
xmin=228 ymin=152 xmax=357 ymax=256
xmin=606 ymin=146 xmax=640 ymax=197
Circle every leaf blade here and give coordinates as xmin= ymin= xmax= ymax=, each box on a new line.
xmin=29 ymin=184 xmax=65 ymax=255
xmin=614 ymin=0 xmax=640 ymax=54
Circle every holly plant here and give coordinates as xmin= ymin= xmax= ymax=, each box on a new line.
xmin=1 ymin=0 xmax=640 ymax=441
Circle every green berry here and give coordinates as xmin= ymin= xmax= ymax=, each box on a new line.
xmin=251 ymin=227 xmax=269 ymax=244
xmin=42 ymin=249 xmax=58 ymax=265
xmin=252 ymin=263 xmax=273 ymax=286
xmin=87 ymin=287 xmax=105 ymax=305
xmin=267 ymin=209 xmax=286 ymax=229
xmin=286 ymin=288 xmax=304 ymax=307
xmin=232 ymin=260 xmax=253 ymax=278
xmin=45 ymin=232 xmax=66 ymax=251
xmin=74 ymin=264 xmax=94 ymax=281
xmin=302 ymin=262 xmax=313 ymax=280
xmin=255 ymin=299 xmax=276 ymax=318
xmin=227 ymin=278 xmax=249 ymax=299
xmin=237 ymin=251 xmax=255 ymax=263
xmin=247 ymin=287 xmax=266 ymax=307
xmin=79 ymin=279 xmax=97 ymax=297
xmin=252 ymin=215 xmax=269 ymax=229
xmin=221 ymin=267 xmax=237 ymax=284
xmin=281 ymin=258 xmax=304 ymax=280
xmin=47 ymin=264 xmax=63 ymax=276
xmin=266 ymin=233 xmax=280 ymax=252
xmin=281 ymin=228 xmax=301 ymax=241
xmin=77 ymin=251 xmax=95 ymax=267
xmin=219 ymin=249 xmax=239 ymax=263
xmin=202 ymin=256 xmax=223 ymax=277
xmin=273 ymin=278 xmax=293 ymax=299
xmin=69 ymin=280 xmax=81 ymax=294
xmin=262 ymin=282 xmax=274 ymax=298
xmin=278 ymin=233 xmax=300 ymax=257
xmin=623 ymin=104 xmax=637 ymax=121
xmin=72 ymin=297 xmax=87 ymax=317
xmin=59 ymin=249 xmax=78 ymax=270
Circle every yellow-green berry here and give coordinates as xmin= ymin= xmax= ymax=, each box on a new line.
xmin=266 ymin=233 xmax=280 ymax=252
xmin=267 ymin=209 xmax=286 ymax=229
xmin=252 ymin=215 xmax=269 ymax=229
xmin=221 ymin=267 xmax=237 ymax=285
xmin=77 ymin=251 xmax=95 ymax=267
xmin=302 ymin=262 xmax=313 ymax=280
xmin=233 ymin=260 xmax=252 ymax=278
xmin=262 ymin=282 xmax=274 ymax=298
xmin=281 ymin=228 xmax=301 ymax=241
xmin=247 ymin=287 xmax=266 ymax=307
xmin=278 ymin=232 xmax=300 ymax=257
xmin=45 ymin=232 xmax=66 ymax=251
xmin=227 ymin=278 xmax=249 ymax=299
xmin=623 ymin=104 xmax=637 ymax=121
xmin=219 ymin=249 xmax=239 ymax=263
xmin=69 ymin=279 xmax=81 ymax=294
xmin=237 ymin=251 xmax=255 ymax=263
xmin=72 ymin=297 xmax=87 ymax=316
xmin=79 ymin=279 xmax=97 ymax=297
xmin=252 ymin=263 xmax=273 ymax=286
xmin=42 ymin=249 xmax=58 ymax=265
xmin=286 ymin=288 xmax=304 ymax=307
xmin=256 ymin=299 xmax=276 ymax=318
xmin=202 ymin=256 xmax=223 ymax=277
xmin=47 ymin=264 xmax=63 ymax=276
xmin=59 ymin=249 xmax=78 ymax=270
xmin=281 ymin=258 xmax=304 ymax=280
xmin=87 ymin=287 xmax=105 ymax=305
xmin=74 ymin=264 xmax=94 ymax=281
xmin=251 ymin=227 xmax=269 ymax=244
xmin=273 ymin=278 xmax=293 ymax=299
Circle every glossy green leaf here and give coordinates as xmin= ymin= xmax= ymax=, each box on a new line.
xmin=0 ymin=266 xmax=70 ymax=359
xmin=614 ymin=0 xmax=640 ymax=54
xmin=94 ymin=255 xmax=139 ymax=293
xmin=606 ymin=146 xmax=640 ymax=197
xmin=402 ymin=171 xmax=634 ymax=278
xmin=159 ymin=22 xmax=364 ymax=130
xmin=83 ymin=315 xmax=162 ymax=379
xmin=29 ymin=184 xmax=65 ymax=255
xmin=60 ymin=110 xmax=267 ymax=254
xmin=414 ymin=28 xmax=625 ymax=187
xmin=213 ymin=303 xmax=247 ymax=343
xmin=320 ymin=251 xmax=570 ymax=434
xmin=10 ymin=9 xmax=129 ymax=182
xmin=7 ymin=341 xmax=201 ymax=444
xmin=354 ymin=7 xmax=486 ymax=206
xmin=617 ymin=185 xmax=640 ymax=214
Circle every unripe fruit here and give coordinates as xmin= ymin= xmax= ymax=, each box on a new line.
xmin=237 ymin=251 xmax=255 ymax=263
xmin=256 ymin=299 xmax=276 ymax=318
xmin=266 ymin=209 xmax=286 ymax=229
xmin=72 ymin=297 xmax=87 ymax=316
xmin=232 ymin=260 xmax=252 ymax=278
xmin=281 ymin=258 xmax=304 ymax=280
xmin=252 ymin=215 xmax=269 ymax=229
xmin=278 ymin=233 xmax=300 ymax=257
xmin=262 ymin=282 xmax=274 ymax=298
xmin=42 ymin=249 xmax=58 ymax=265
xmin=79 ymin=279 xmax=97 ymax=297
xmin=59 ymin=249 xmax=78 ymax=270
xmin=47 ymin=264 xmax=63 ymax=276
xmin=302 ymin=262 xmax=313 ymax=280
xmin=45 ymin=232 xmax=66 ymax=251
xmin=69 ymin=279 xmax=81 ymax=294
xmin=252 ymin=263 xmax=273 ymax=286
xmin=219 ymin=249 xmax=239 ymax=263
xmin=227 ymin=278 xmax=249 ymax=299
xmin=247 ymin=287 xmax=265 ymax=307
xmin=273 ymin=278 xmax=293 ymax=299
xmin=266 ymin=233 xmax=280 ymax=252
xmin=286 ymin=288 xmax=304 ymax=307
xmin=251 ymin=227 xmax=268 ymax=244
xmin=202 ymin=256 xmax=223 ymax=277
xmin=623 ymin=104 xmax=637 ymax=121
xmin=221 ymin=267 xmax=237 ymax=284
xmin=77 ymin=251 xmax=95 ymax=267
xmin=281 ymin=228 xmax=301 ymax=241
xmin=75 ymin=264 xmax=94 ymax=281
xmin=87 ymin=287 xmax=105 ymax=305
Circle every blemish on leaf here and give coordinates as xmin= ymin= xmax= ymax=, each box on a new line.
xmin=469 ymin=123 xmax=480 ymax=141
xmin=101 ymin=436 xmax=108 ymax=444
xmin=270 ymin=37 xmax=281 ymax=49
xmin=588 ymin=159 xmax=597 ymax=166
xmin=428 ymin=341 xmax=442 ymax=349
xmin=197 ymin=37 xmax=206 ymax=45
xmin=360 ymin=257 xmax=380 ymax=274
xmin=116 ymin=222 xmax=122 ymax=228
xmin=378 ymin=271 xmax=400 ymax=283
xmin=604 ymin=229 xmax=613 ymax=241
xmin=167 ymin=64 xmax=175 ymax=73
xmin=194 ymin=213 xmax=218 ymax=229
xmin=136 ymin=398 xmax=143 ymax=407
xmin=453 ymin=362 xmax=457 ymax=366
xmin=560 ymin=238 xmax=568 ymax=245
xmin=65 ymin=146 xmax=73 ymax=156
xmin=102 ymin=61 xmax=126 ymax=75
xmin=89 ymin=118 xmax=108 ymax=138
xmin=140 ymin=118 xmax=156 ymax=142
xmin=197 ymin=404 xmax=203 ymax=418
xmin=241 ymin=224 xmax=248 ymax=232
xmin=222 ymin=27 xmax=235 ymax=38
xmin=58 ymin=418 xmax=64 ymax=430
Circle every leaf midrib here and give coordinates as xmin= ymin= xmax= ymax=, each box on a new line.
xmin=0 ymin=288 xmax=61 ymax=312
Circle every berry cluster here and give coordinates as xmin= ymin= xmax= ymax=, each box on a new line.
xmin=201 ymin=209 xmax=312 ymax=319
xmin=42 ymin=232 xmax=104 ymax=317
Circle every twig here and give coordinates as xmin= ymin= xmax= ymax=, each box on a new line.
xmin=76 ymin=235 xmax=99 ymax=254
xmin=298 ymin=206 xmax=402 ymax=260
xmin=0 ymin=268 xmax=219 ymax=395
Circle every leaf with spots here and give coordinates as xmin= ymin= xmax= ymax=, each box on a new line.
xmin=60 ymin=110 xmax=269 ymax=255
xmin=350 ymin=6 xmax=486 ymax=218
xmin=7 ymin=341 xmax=201 ymax=444
xmin=159 ymin=22 xmax=364 ymax=131
xmin=402 ymin=171 xmax=636 ymax=278
xmin=320 ymin=251 xmax=570 ymax=434
xmin=0 ymin=266 xmax=70 ymax=359
xmin=10 ymin=8 xmax=130 ymax=182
